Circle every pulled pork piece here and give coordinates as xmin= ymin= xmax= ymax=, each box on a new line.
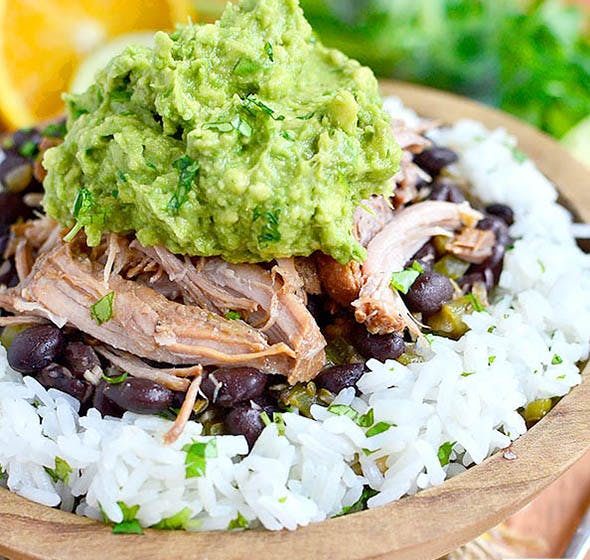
xmin=163 ymin=375 xmax=202 ymax=445
xmin=294 ymin=257 xmax=321 ymax=296
xmin=0 ymin=243 xmax=297 ymax=376
xmin=95 ymin=346 xmax=202 ymax=392
xmin=448 ymin=227 xmax=496 ymax=264
xmin=353 ymin=201 xmax=482 ymax=336
xmin=317 ymin=196 xmax=394 ymax=308
xmin=130 ymin=244 xmax=326 ymax=383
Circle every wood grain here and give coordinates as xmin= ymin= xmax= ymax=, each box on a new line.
xmin=0 ymin=81 xmax=589 ymax=560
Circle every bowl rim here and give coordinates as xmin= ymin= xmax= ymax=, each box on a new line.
xmin=0 ymin=80 xmax=589 ymax=560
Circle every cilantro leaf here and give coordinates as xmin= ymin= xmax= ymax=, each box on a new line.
xmin=152 ymin=508 xmax=193 ymax=530
xmin=228 ymin=511 xmax=249 ymax=530
xmin=224 ymin=311 xmax=241 ymax=320
xmin=265 ymin=41 xmax=274 ymax=62
xmin=112 ymin=502 xmax=143 ymax=535
xmin=168 ymin=156 xmax=199 ymax=215
xmin=390 ymin=268 xmax=421 ymax=294
xmin=551 ymin=354 xmax=563 ymax=365
xmin=437 ymin=441 xmax=455 ymax=467
xmin=102 ymin=371 xmax=128 ymax=384
xmin=90 ymin=291 xmax=115 ymax=326
xmin=337 ymin=487 xmax=378 ymax=516
xmin=44 ymin=457 xmax=72 ymax=484
xmin=42 ymin=122 xmax=67 ymax=139
xmin=182 ymin=439 xmax=217 ymax=478
xmin=366 ymin=421 xmax=395 ymax=437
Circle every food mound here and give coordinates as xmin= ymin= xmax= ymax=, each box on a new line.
xmin=0 ymin=0 xmax=587 ymax=535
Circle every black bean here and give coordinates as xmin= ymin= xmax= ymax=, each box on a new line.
xmin=63 ymin=342 xmax=100 ymax=378
xmin=428 ymin=178 xmax=466 ymax=203
xmin=414 ymin=147 xmax=459 ymax=176
xmin=7 ymin=325 xmax=65 ymax=374
xmin=201 ymin=367 xmax=267 ymax=408
xmin=251 ymin=392 xmax=280 ymax=414
xmin=459 ymin=270 xmax=495 ymax=292
xmin=38 ymin=363 xmax=94 ymax=403
xmin=92 ymin=380 xmax=124 ymax=418
xmin=485 ymin=203 xmax=514 ymax=226
xmin=0 ymin=259 xmax=17 ymax=287
xmin=405 ymin=271 xmax=455 ymax=316
xmin=469 ymin=243 xmax=506 ymax=285
xmin=407 ymin=241 xmax=436 ymax=272
xmin=477 ymin=216 xmax=511 ymax=247
xmin=225 ymin=403 xmax=265 ymax=448
xmin=13 ymin=128 xmax=41 ymax=152
xmin=0 ymin=191 xmax=33 ymax=234
xmin=305 ymin=294 xmax=329 ymax=328
xmin=102 ymin=377 xmax=174 ymax=414
xmin=315 ymin=363 xmax=365 ymax=394
xmin=353 ymin=326 xmax=406 ymax=362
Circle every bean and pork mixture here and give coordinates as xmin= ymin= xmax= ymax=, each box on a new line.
xmin=0 ymin=117 xmax=515 ymax=448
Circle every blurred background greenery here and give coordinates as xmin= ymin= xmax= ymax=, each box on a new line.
xmin=196 ymin=0 xmax=590 ymax=164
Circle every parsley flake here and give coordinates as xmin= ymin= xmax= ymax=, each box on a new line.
xmin=152 ymin=508 xmax=193 ymax=530
xmin=437 ymin=441 xmax=455 ymax=467
xmin=390 ymin=264 xmax=422 ymax=294
xmin=168 ymin=156 xmax=199 ymax=215
xmin=19 ymin=140 xmax=39 ymax=158
xmin=551 ymin=354 xmax=563 ymax=365
xmin=253 ymin=207 xmax=281 ymax=245
xmin=182 ymin=439 xmax=217 ymax=479
xmin=366 ymin=421 xmax=395 ymax=438
xmin=488 ymin=355 xmax=496 ymax=365
xmin=44 ymin=457 xmax=72 ymax=484
xmin=90 ymin=291 xmax=115 ymax=326
xmin=112 ymin=502 xmax=143 ymax=535
xmin=228 ymin=512 xmax=249 ymax=530
xmin=42 ymin=122 xmax=67 ymax=139
xmin=224 ymin=311 xmax=241 ymax=321
xmin=264 ymin=41 xmax=274 ymax=62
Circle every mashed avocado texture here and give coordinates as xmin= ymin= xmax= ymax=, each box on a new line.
xmin=43 ymin=0 xmax=400 ymax=264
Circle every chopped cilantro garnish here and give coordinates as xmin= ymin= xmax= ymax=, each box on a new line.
xmin=182 ymin=439 xmax=217 ymax=479
xmin=362 ymin=448 xmax=377 ymax=456
xmin=90 ymin=291 xmax=115 ymax=326
xmin=337 ymin=487 xmax=378 ymax=516
xmin=278 ymin=496 xmax=287 ymax=504
xmin=537 ymin=259 xmax=546 ymax=273
xmin=72 ymin=107 xmax=89 ymax=119
xmin=116 ymin=170 xmax=128 ymax=183
xmin=264 ymin=41 xmax=274 ymax=62
xmin=111 ymin=189 xmax=119 ymax=199
xmin=557 ymin=374 xmax=566 ymax=380
xmin=228 ymin=512 xmax=249 ymax=530
xmin=231 ymin=115 xmax=253 ymax=138
xmin=44 ymin=457 xmax=72 ymax=484
xmin=466 ymin=292 xmax=486 ymax=312
xmin=551 ymin=354 xmax=563 ymax=365
xmin=72 ymin=187 xmax=94 ymax=219
xmin=203 ymin=121 xmax=235 ymax=133
xmin=461 ymin=371 xmax=476 ymax=377
xmin=366 ymin=422 xmax=394 ymax=438
xmin=169 ymin=30 xmax=181 ymax=41
xmin=488 ymin=355 xmax=496 ymax=365
xmin=296 ymin=111 xmax=316 ymax=120
xmin=112 ymin=502 xmax=143 ymax=535
xmin=102 ymin=371 xmax=128 ymax=384
xmin=242 ymin=95 xmax=285 ymax=121
xmin=390 ymin=265 xmax=422 ymax=294
xmin=487 ymin=325 xmax=497 ymax=333
xmin=146 ymin=161 xmax=158 ymax=171
xmin=224 ymin=311 xmax=241 ymax=321
xmin=253 ymin=207 xmax=281 ymax=245
xmin=281 ymin=130 xmax=295 ymax=141
xmin=42 ymin=122 xmax=67 ymax=139
xmin=19 ymin=140 xmax=39 ymax=158
xmin=357 ymin=408 xmax=374 ymax=428
xmin=437 ymin=441 xmax=455 ymax=467
xmin=328 ymin=403 xmax=360 ymax=421
xmin=511 ymin=146 xmax=527 ymax=164
xmin=152 ymin=508 xmax=193 ymax=530
xmin=168 ymin=155 xmax=199 ymax=215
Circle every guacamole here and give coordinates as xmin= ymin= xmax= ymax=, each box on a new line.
xmin=43 ymin=0 xmax=401 ymax=264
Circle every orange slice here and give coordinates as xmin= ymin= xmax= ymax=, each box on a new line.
xmin=0 ymin=0 xmax=193 ymax=129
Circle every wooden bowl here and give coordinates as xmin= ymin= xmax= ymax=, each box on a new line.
xmin=0 ymin=81 xmax=589 ymax=560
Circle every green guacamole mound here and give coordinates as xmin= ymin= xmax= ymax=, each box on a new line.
xmin=43 ymin=0 xmax=401 ymax=264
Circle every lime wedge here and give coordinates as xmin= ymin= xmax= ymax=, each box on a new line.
xmin=69 ymin=32 xmax=155 ymax=94
xmin=562 ymin=116 xmax=590 ymax=169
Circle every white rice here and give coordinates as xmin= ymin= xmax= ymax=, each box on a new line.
xmin=0 ymin=98 xmax=588 ymax=531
